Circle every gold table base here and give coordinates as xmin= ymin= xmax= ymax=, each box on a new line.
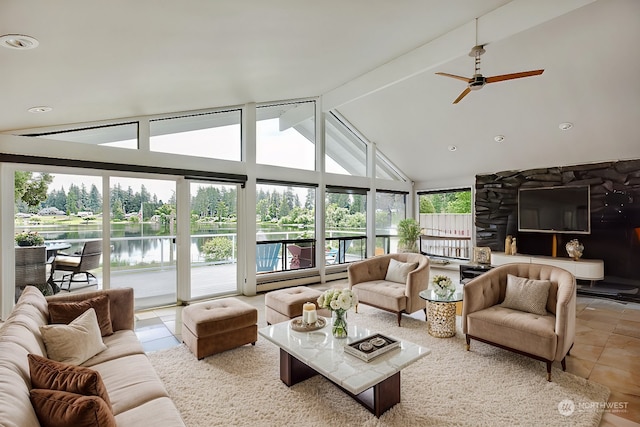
xmin=426 ymin=301 xmax=457 ymax=338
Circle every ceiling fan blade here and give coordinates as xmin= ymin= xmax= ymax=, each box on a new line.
xmin=453 ymin=87 xmax=471 ymax=104
xmin=436 ymin=72 xmax=471 ymax=83
xmin=485 ymin=69 xmax=544 ymax=84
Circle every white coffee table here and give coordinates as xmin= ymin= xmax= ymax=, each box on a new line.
xmin=259 ymin=319 xmax=430 ymax=417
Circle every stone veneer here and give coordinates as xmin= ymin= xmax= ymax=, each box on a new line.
xmin=475 ymin=159 xmax=640 ymax=283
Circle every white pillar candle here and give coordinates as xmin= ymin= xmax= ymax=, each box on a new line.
xmin=302 ymin=302 xmax=317 ymax=324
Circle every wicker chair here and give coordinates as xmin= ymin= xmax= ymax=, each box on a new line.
xmin=53 ymin=240 xmax=102 ymax=291
xmin=15 ymin=246 xmax=50 ymax=301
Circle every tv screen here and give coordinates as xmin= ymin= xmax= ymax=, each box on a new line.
xmin=518 ymin=186 xmax=590 ymax=234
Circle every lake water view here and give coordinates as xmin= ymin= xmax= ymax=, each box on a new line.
xmin=16 ymin=221 xmax=337 ymax=268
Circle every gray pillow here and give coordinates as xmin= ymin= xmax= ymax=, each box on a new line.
xmin=501 ymin=274 xmax=551 ymax=315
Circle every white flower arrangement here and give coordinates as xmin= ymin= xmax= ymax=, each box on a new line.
xmin=431 ymin=274 xmax=455 ymax=296
xmin=317 ymin=288 xmax=358 ymax=313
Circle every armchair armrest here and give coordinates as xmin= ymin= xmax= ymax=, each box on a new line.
xmin=461 ymin=268 xmax=504 ymax=333
xmin=553 ymin=274 xmax=577 ymax=360
xmin=404 ymin=258 xmax=430 ymax=313
xmin=46 ymin=288 xmax=135 ymax=331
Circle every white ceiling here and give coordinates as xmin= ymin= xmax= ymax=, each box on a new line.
xmin=1 ymin=0 xmax=639 ymax=188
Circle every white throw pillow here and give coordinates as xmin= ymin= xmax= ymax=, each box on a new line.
xmin=40 ymin=308 xmax=107 ymax=365
xmin=501 ymin=274 xmax=551 ymax=316
xmin=385 ymin=258 xmax=418 ymax=284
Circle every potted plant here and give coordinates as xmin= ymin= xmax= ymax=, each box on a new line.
xmin=397 ymin=218 xmax=421 ymax=253
xmin=14 ymin=231 xmax=44 ymax=247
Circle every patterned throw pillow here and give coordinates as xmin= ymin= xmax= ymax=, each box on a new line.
xmin=501 ymin=274 xmax=551 ymax=316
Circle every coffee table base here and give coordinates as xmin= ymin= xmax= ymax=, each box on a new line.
xmin=279 ymin=349 xmax=400 ymax=417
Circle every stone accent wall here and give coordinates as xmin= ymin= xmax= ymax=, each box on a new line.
xmin=475 ymin=159 xmax=640 ymax=281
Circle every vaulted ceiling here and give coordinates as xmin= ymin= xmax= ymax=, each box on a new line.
xmin=1 ymin=0 xmax=639 ymax=188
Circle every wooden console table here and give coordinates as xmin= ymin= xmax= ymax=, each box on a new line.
xmin=491 ymin=253 xmax=604 ymax=281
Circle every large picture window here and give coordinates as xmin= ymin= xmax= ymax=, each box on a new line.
xmin=325 ymin=187 xmax=367 ymax=264
xmin=256 ymin=101 xmax=315 ymax=171
xmin=324 ymin=112 xmax=366 ymax=176
xmin=256 ymin=182 xmax=316 ymax=272
xmin=418 ymin=188 xmax=472 ymax=259
xmin=375 ymin=191 xmax=407 ymax=255
xmin=150 ymin=110 xmax=241 ymax=161
xmin=24 ymin=123 xmax=138 ymax=149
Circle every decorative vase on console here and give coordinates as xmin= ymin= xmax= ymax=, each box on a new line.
xmin=566 ymin=239 xmax=584 ymax=261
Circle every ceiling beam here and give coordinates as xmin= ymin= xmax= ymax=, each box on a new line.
xmin=321 ymin=0 xmax=596 ymax=112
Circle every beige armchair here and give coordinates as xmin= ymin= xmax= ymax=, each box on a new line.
xmin=348 ymin=253 xmax=430 ymax=326
xmin=462 ymin=263 xmax=576 ymax=381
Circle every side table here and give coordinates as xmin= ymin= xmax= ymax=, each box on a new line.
xmin=419 ymin=290 xmax=463 ymax=338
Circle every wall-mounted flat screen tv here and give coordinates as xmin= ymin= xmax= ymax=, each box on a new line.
xmin=518 ymin=185 xmax=590 ymax=234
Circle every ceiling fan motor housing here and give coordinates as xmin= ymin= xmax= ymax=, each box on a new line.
xmin=469 ymin=74 xmax=486 ymax=90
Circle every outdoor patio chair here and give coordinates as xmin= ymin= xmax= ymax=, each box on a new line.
xmin=256 ymin=242 xmax=282 ymax=272
xmin=287 ymin=244 xmax=314 ymax=269
xmin=53 ymin=240 xmax=102 ymax=291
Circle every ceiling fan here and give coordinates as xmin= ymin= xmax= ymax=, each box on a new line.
xmin=436 ymin=20 xmax=544 ymax=104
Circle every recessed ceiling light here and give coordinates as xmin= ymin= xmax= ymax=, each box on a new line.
xmin=448 ymin=145 xmax=457 ymax=152
xmin=494 ymin=135 xmax=505 ymax=143
xmin=0 ymin=34 xmax=39 ymax=50
xmin=559 ymin=122 xmax=573 ymax=131
xmin=28 ymin=106 xmax=52 ymax=113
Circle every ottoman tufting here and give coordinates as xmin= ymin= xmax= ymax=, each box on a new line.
xmin=265 ymin=286 xmax=331 ymax=325
xmin=182 ymin=297 xmax=258 ymax=359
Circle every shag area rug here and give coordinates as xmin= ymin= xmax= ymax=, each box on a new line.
xmin=149 ymin=306 xmax=609 ymax=427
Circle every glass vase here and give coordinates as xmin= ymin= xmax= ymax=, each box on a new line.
xmin=332 ymin=309 xmax=348 ymax=339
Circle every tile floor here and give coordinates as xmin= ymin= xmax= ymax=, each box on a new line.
xmin=135 ymin=284 xmax=640 ymax=426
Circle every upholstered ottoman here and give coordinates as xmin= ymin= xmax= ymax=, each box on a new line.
xmin=265 ymin=286 xmax=331 ymax=325
xmin=182 ymin=298 xmax=258 ymax=359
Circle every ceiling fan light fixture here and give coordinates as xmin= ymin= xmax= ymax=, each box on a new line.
xmin=0 ymin=34 xmax=39 ymax=50
xmin=559 ymin=122 xmax=573 ymax=131
xmin=494 ymin=135 xmax=505 ymax=143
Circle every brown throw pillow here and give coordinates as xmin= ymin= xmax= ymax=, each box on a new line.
xmin=28 ymin=354 xmax=112 ymax=410
xmin=501 ymin=274 xmax=551 ymax=316
xmin=30 ymin=389 xmax=116 ymax=427
xmin=48 ymin=294 xmax=113 ymax=336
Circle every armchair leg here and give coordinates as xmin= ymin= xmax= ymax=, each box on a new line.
xmin=465 ymin=335 xmax=470 ymax=351
xmin=561 ymin=357 xmax=567 ymax=372
xmin=397 ymin=312 xmax=402 ymax=327
xmin=355 ymin=304 xmax=358 ymax=314
xmin=546 ymin=361 xmax=552 ymax=382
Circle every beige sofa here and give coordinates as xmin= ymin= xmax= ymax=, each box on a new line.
xmin=0 ymin=286 xmax=185 ymax=426
xmin=462 ymin=263 xmax=576 ymax=381
xmin=348 ymin=253 xmax=430 ymax=326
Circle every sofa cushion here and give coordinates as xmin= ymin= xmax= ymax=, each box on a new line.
xmin=385 ymin=258 xmax=418 ymax=284
xmin=81 ymin=330 xmax=145 ymax=367
xmin=48 ymin=295 xmax=113 ymax=336
xmin=40 ymin=308 xmax=107 ymax=365
xmin=30 ymin=389 xmax=116 ymax=427
xmin=466 ymin=305 xmax=557 ymax=360
xmin=352 ymin=280 xmax=407 ymax=312
xmin=28 ymin=354 xmax=112 ymax=410
xmin=501 ymin=274 xmax=551 ymax=316
xmin=89 ymin=353 xmax=170 ymax=416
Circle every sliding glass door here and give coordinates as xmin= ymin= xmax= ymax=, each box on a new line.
xmin=109 ymin=176 xmax=177 ymax=308
xmin=189 ymin=181 xmax=239 ymax=299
